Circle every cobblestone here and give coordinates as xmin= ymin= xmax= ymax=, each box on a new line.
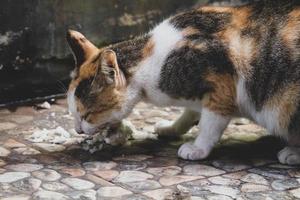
xmin=271 ymin=178 xmax=300 ymax=191
xmin=146 ymin=166 xmax=182 ymax=176
xmin=240 ymin=173 xmax=269 ymax=185
xmin=114 ymin=171 xmax=153 ymax=183
xmin=183 ymin=164 xmax=225 ymax=177
xmin=32 ymin=190 xmax=70 ymax=200
xmin=160 ymin=175 xmax=203 ymax=186
xmin=67 ymin=189 xmax=97 ymax=200
xmin=0 ymin=122 xmax=16 ymax=131
xmin=42 ymin=182 xmax=70 ymax=191
xmin=121 ymin=180 xmax=161 ymax=192
xmin=208 ymin=176 xmax=241 ymax=186
xmin=97 ymin=186 xmax=132 ymax=198
xmin=11 ymin=178 xmax=42 ymax=193
xmin=32 ymin=169 xmax=61 ymax=181
xmin=3 ymin=139 xmax=26 ymax=148
xmin=60 ymin=168 xmax=86 ymax=177
xmin=61 ymin=178 xmax=95 ymax=190
xmin=0 ymin=147 xmax=10 ymax=157
xmin=83 ymin=161 xmax=117 ymax=171
xmin=143 ymin=188 xmax=174 ymax=200
xmin=240 ymin=183 xmax=270 ymax=193
xmin=93 ymin=170 xmax=119 ymax=181
xmin=0 ymin=172 xmax=30 ymax=183
xmin=0 ymin=100 xmax=298 ymax=199
xmin=5 ymin=163 xmax=43 ymax=172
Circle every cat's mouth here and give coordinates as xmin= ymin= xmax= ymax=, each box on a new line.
xmin=79 ymin=122 xmax=121 ymax=136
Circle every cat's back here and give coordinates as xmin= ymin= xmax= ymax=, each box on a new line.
xmin=168 ymin=1 xmax=300 ymax=72
xmin=140 ymin=1 xmax=300 ymax=105
xmin=166 ymin=1 xmax=300 ymax=132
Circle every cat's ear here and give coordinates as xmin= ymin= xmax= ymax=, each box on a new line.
xmin=66 ymin=30 xmax=99 ymax=67
xmin=100 ymin=50 xmax=126 ymax=88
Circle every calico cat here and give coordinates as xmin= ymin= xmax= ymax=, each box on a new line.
xmin=67 ymin=0 xmax=300 ymax=165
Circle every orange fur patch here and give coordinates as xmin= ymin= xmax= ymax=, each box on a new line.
xmin=86 ymin=87 xmax=123 ymax=123
xmin=221 ymin=29 xmax=255 ymax=78
xmin=77 ymin=85 xmax=124 ymax=124
xmin=200 ymin=6 xmax=233 ymax=13
xmin=175 ymin=40 xmax=207 ymax=52
xmin=143 ymin=38 xmax=155 ymax=58
xmin=220 ymin=11 xmax=255 ymax=78
xmin=69 ymin=52 xmax=102 ymax=90
xmin=231 ymin=7 xmax=251 ymax=28
xmin=67 ymin=30 xmax=100 ymax=63
xmin=182 ymin=27 xmax=200 ymax=37
xmin=216 ymin=6 xmax=254 ymax=78
xmin=280 ymin=8 xmax=300 ymax=60
xmin=202 ymin=73 xmax=237 ymax=116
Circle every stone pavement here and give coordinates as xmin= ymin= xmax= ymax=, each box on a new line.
xmin=0 ymin=99 xmax=299 ymax=200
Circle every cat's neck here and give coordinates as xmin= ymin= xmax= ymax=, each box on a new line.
xmin=109 ymin=34 xmax=151 ymax=79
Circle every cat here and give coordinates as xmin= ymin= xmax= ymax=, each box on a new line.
xmin=67 ymin=0 xmax=300 ymax=165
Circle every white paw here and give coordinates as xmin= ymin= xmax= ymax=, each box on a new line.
xmin=278 ymin=147 xmax=300 ymax=165
xmin=154 ymin=121 xmax=177 ymax=137
xmin=178 ymin=143 xmax=210 ymax=160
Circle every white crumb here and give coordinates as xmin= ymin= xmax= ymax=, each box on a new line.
xmin=26 ymin=120 xmax=151 ymax=153
xmin=26 ymin=126 xmax=84 ymax=144
xmin=39 ymin=101 xmax=51 ymax=109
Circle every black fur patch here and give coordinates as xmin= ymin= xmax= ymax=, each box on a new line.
xmin=75 ymin=78 xmax=93 ymax=99
xmin=170 ymin=10 xmax=232 ymax=34
xmin=110 ymin=35 xmax=150 ymax=78
xmin=186 ymin=33 xmax=208 ymax=41
xmin=241 ymin=1 xmax=294 ymax=39
xmin=159 ymin=39 xmax=235 ymax=100
xmin=75 ymin=77 xmax=99 ymax=106
xmin=248 ymin=0 xmax=298 ymax=22
xmin=246 ymin=34 xmax=295 ymax=110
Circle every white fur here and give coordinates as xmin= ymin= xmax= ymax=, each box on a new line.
xmin=178 ymin=108 xmax=230 ymax=160
xmin=130 ymin=20 xmax=202 ymax=110
xmin=195 ymin=108 xmax=231 ymax=148
xmin=81 ymin=120 xmax=97 ymax=134
xmin=236 ymin=78 xmax=287 ymax=137
xmin=105 ymin=83 xmax=143 ymax=126
xmin=67 ymin=89 xmax=83 ymax=133
xmin=135 ymin=20 xmax=183 ymax=106
xmin=67 ymin=89 xmax=77 ymax=115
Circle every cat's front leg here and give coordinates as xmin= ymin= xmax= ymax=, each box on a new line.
xmin=178 ymin=108 xmax=231 ymax=160
xmin=155 ymin=109 xmax=200 ymax=139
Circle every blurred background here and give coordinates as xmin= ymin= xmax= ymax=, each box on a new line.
xmin=0 ymin=0 xmax=254 ymax=106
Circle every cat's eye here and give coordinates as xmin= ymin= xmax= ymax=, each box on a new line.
xmin=109 ymin=70 xmax=115 ymax=77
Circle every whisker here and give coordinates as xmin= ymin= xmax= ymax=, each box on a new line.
xmin=56 ymin=80 xmax=68 ymax=96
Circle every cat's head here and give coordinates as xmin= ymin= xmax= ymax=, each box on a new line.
xmin=66 ymin=30 xmax=127 ymax=135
